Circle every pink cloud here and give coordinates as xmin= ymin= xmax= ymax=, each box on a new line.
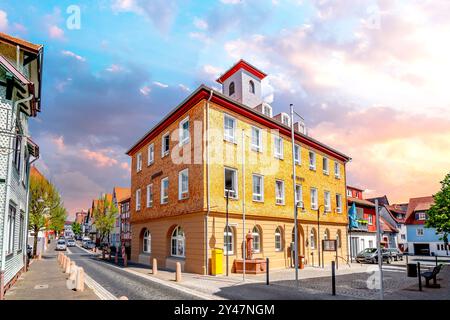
xmin=48 ymin=25 xmax=64 ymax=39
xmin=81 ymin=149 xmax=119 ymax=168
xmin=0 ymin=10 xmax=8 ymax=31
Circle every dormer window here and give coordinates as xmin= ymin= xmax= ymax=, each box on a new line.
xmin=249 ymin=80 xmax=255 ymax=94
xmin=229 ymin=82 xmax=235 ymax=96
xmin=281 ymin=113 xmax=290 ymax=127
xmin=262 ymin=104 xmax=272 ymax=117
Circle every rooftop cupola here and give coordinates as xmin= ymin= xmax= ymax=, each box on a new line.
xmin=216 ymin=59 xmax=267 ymax=108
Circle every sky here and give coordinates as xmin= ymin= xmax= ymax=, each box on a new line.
xmin=0 ymin=0 xmax=449 ymax=219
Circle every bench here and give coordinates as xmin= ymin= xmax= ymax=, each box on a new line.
xmin=421 ymin=264 xmax=443 ymax=288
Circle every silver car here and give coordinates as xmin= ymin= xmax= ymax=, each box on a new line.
xmin=56 ymin=239 xmax=67 ymax=251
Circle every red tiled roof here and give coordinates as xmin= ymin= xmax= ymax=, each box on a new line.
xmin=405 ymin=196 xmax=434 ymax=224
xmin=113 ymin=187 xmax=131 ymax=203
xmin=348 ymin=197 xmax=375 ymax=207
xmin=0 ymin=32 xmax=42 ymax=53
xmin=216 ymin=59 xmax=267 ymax=84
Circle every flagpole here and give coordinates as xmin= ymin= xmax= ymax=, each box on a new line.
xmin=290 ymin=104 xmax=299 ymax=288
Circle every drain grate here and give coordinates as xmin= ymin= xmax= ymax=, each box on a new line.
xmin=34 ymin=284 xmax=49 ymax=289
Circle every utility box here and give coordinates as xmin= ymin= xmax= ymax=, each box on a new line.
xmin=407 ymin=263 xmax=417 ymax=277
xmin=211 ymin=248 xmax=223 ymax=275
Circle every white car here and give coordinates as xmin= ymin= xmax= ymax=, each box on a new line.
xmin=56 ymin=240 xmax=67 ymax=251
xmin=67 ymin=239 xmax=76 ymax=247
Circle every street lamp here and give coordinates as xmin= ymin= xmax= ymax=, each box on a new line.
xmin=316 ymin=204 xmax=325 ymax=268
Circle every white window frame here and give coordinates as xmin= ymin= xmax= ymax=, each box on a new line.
xmin=416 ymin=228 xmax=424 ymax=236
xmin=251 ymin=126 xmax=262 ymax=152
xmin=136 ymin=189 xmax=141 ymax=211
xmin=252 ymin=226 xmax=261 ymax=253
xmin=224 ymin=226 xmax=234 ymax=255
xmin=143 ymin=230 xmax=151 ymax=253
xmin=148 ymin=143 xmax=154 ymax=166
xmin=161 ymin=177 xmax=169 ymax=204
xmin=224 ymin=114 xmax=236 ymax=143
xmin=178 ymin=169 xmax=189 ymax=200
xmin=309 ymin=151 xmax=316 ymax=170
xmin=275 ymin=227 xmax=282 ymax=252
xmin=310 ymin=188 xmax=318 ymax=210
xmin=146 ymin=184 xmax=153 ymax=208
xmin=334 ymin=162 xmax=340 ymax=179
xmin=252 ymin=174 xmax=264 ymax=202
xmin=179 ymin=116 xmax=190 ymax=146
xmin=323 ymin=157 xmax=329 ymax=175
xmin=418 ymin=212 xmax=426 ymax=220
xmin=310 ymin=229 xmax=316 ymax=249
xmin=274 ymin=136 xmax=284 ymax=159
xmin=324 ymin=191 xmax=331 ymax=212
xmin=336 ymin=194 xmax=342 ymax=213
xmin=263 ymin=104 xmax=272 ymax=117
xmin=368 ymin=214 xmax=373 ymax=225
xmin=6 ymin=205 xmax=16 ymax=254
xmin=136 ymin=153 xmax=142 ymax=172
xmin=171 ymin=226 xmax=185 ymax=258
xmin=224 ymin=167 xmax=238 ymax=199
xmin=281 ymin=113 xmax=290 ymax=126
xmin=161 ymin=132 xmax=170 ymax=157
xmin=294 ymin=144 xmax=301 ymax=165
xmin=295 ymin=184 xmax=303 ymax=208
xmin=275 ymin=180 xmax=285 ymax=205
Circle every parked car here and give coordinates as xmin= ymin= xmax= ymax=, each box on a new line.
xmin=355 ymin=248 xmax=392 ymax=264
xmin=85 ymin=241 xmax=96 ymax=250
xmin=67 ymin=239 xmax=76 ymax=247
xmin=56 ymin=239 xmax=67 ymax=251
xmin=386 ymin=248 xmax=403 ymax=261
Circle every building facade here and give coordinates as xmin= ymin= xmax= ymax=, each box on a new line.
xmin=405 ymin=196 xmax=448 ymax=256
xmin=111 ymin=187 xmax=130 ymax=248
xmin=127 ymin=60 xmax=351 ymax=274
xmin=119 ymin=196 xmax=131 ymax=258
xmin=0 ymin=33 xmax=42 ymax=298
xmin=347 ymin=186 xmax=377 ymax=260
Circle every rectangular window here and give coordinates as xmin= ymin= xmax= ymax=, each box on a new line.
xmin=334 ymin=162 xmax=340 ymax=178
xmin=310 ymin=188 xmax=318 ymax=210
xmin=336 ymin=194 xmax=342 ymax=213
xmin=294 ymin=144 xmax=301 ymax=165
xmin=281 ymin=113 xmax=290 ymax=126
xmin=162 ymin=132 xmax=170 ymax=157
xmin=179 ymin=169 xmax=189 ymax=200
xmin=323 ymin=157 xmax=329 ymax=175
xmin=295 ymin=184 xmax=303 ymax=208
xmin=309 ymin=151 xmax=316 ymax=170
xmin=6 ymin=205 xmax=16 ymax=254
xmin=136 ymin=189 xmax=141 ymax=211
xmin=179 ymin=117 xmax=190 ymax=145
xmin=274 ymin=136 xmax=283 ymax=159
xmin=347 ymin=189 xmax=352 ymax=197
xmin=224 ymin=168 xmax=238 ymax=198
xmin=263 ymin=104 xmax=272 ymax=117
xmin=416 ymin=228 xmax=424 ymax=236
xmin=146 ymin=184 xmax=153 ymax=208
xmin=252 ymin=174 xmax=264 ymax=202
xmin=161 ymin=177 xmax=169 ymax=204
xmin=18 ymin=212 xmax=24 ymax=250
xmin=13 ymin=134 xmax=22 ymax=173
xmin=148 ymin=143 xmax=154 ymax=165
xmin=136 ymin=153 xmax=142 ymax=172
xmin=224 ymin=114 xmax=236 ymax=143
xmin=368 ymin=214 xmax=373 ymax=225
xmin=324 ymin=191 xmax=331 ymax=212
xmin=251 ymin=126 xmax=262 ymax=152
xmin=275 ymin=180 xmax=285 ymax=205
xmin=418 ymin=212 xmax=427 ymax=220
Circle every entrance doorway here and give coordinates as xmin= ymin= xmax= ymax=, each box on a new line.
xmin=414 ymin=243 xmax=430 ymax=256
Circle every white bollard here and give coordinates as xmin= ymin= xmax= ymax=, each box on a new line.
xmin=66 ymin=266 xmax=77 ymax=290
xmin=152 ymin=258 xmax=158 ymax=275
xmin=75 ymin=267 xmax=85 ymax=292
xmin=176 ymin=262 xmax=182 ymax=282
xmin=65 ymin=257 xmax=71 ymax=274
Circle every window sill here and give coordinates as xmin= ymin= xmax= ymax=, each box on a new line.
xmin=169 ymin=256 xmax=186 ymax=260
xmin=224 ymin=138 xmax=237 ymax=145
xmin=276 ymin=202 xmax=285 ymax=206
xmin=274 ymin=156 xmax=284 ymax=160
xmin=323 ymin=171 xmax=329 ymax=176
xmin=5 ymin=253 xmax=13 ymax=260
xmin=178 ymin=196 xmax=189 ymax=201
xmin=161 ymin=152 xmax=170 ymax=158
xmin=309 ymin=167 xmax=316 ymax=171
xmin=161 ymin=201 xmax=168 ymax=205
xmin=252 ymin=199 xmax=264 ymax=203
xmin=335 ymin=176 xmax=341 ymax=179
xmin=147 ymin=162 xmax=154 ymax=167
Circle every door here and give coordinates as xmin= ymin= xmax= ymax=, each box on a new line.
xmin=351 ymin=237 xmax=359 ymax=258
xmin=414 ymin=243 xmax=430 ymax=256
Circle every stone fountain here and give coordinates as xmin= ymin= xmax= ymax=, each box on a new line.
xmin=234 ymin=231 xmax=267 ymax=274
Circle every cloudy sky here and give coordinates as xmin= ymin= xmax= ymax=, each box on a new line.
xmin=1 ymin=0 xmax=449 ymax=218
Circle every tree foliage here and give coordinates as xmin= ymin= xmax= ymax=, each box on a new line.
xmin=426 ymin=173 xmax=450 ymax=244
xmin=29 ymin=170 xmax=66 ymax=256
xmin=93 ymin=194 xmax=117 ymax=244
xmin=72 ymin=221 xmax=82 ymax=236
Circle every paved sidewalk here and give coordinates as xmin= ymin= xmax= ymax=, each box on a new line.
xmin=5 ymin=242 xmax=98 ymax=300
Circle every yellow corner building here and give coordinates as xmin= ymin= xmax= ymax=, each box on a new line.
xmin=127 ymin=60 xmax=351 ymax=275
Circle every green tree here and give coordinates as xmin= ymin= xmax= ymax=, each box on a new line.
xmin=426 ymin=173 xmax=450 ymax=253
xmin=93 ymin=194 xmax=117 ymax=245
xmin=29 ymin=171 xmax=63 ymax=257
xmin=49 ymin=206 xmax=67 ymax=238
xmin=72 ymin=221 xmax=82 ymax=236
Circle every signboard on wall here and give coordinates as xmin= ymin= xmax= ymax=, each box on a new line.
xmin=322 ymin=240 xmax=337 ymax=252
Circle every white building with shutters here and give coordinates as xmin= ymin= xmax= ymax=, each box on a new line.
xmin=0 ymin=32 xmax=43 ymax=299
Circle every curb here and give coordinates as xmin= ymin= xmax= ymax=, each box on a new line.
xmin=103 ymin=262 xmax=222 ymax=300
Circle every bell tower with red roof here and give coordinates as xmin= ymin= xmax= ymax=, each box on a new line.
xmin=216 ymin=59 xmax=267 ymax=108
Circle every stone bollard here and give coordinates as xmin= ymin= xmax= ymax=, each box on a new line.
xmin=65 ymin=257 xmax=72 ymax=274
xmin=175 ymin=262 xmax=182 ymax=282
xmin=75 ymin=267 xmax=85 ymax=292
xmin=152 ymin=258 xmax=158 ymax=275
xmin=38 ymin=252 xmax=42 ymax=260
xmin=70 ymin=261 xmax=76 ymax=274
xmin=58 ymin=253 xmax=61 ymax=265
xmin=62 ymin=255 xmax=67 ymax=269
xmin=67 ymin=266 xmax=77 ymax=290
xmin=119 ymin=296 xmax=129 ymax=300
